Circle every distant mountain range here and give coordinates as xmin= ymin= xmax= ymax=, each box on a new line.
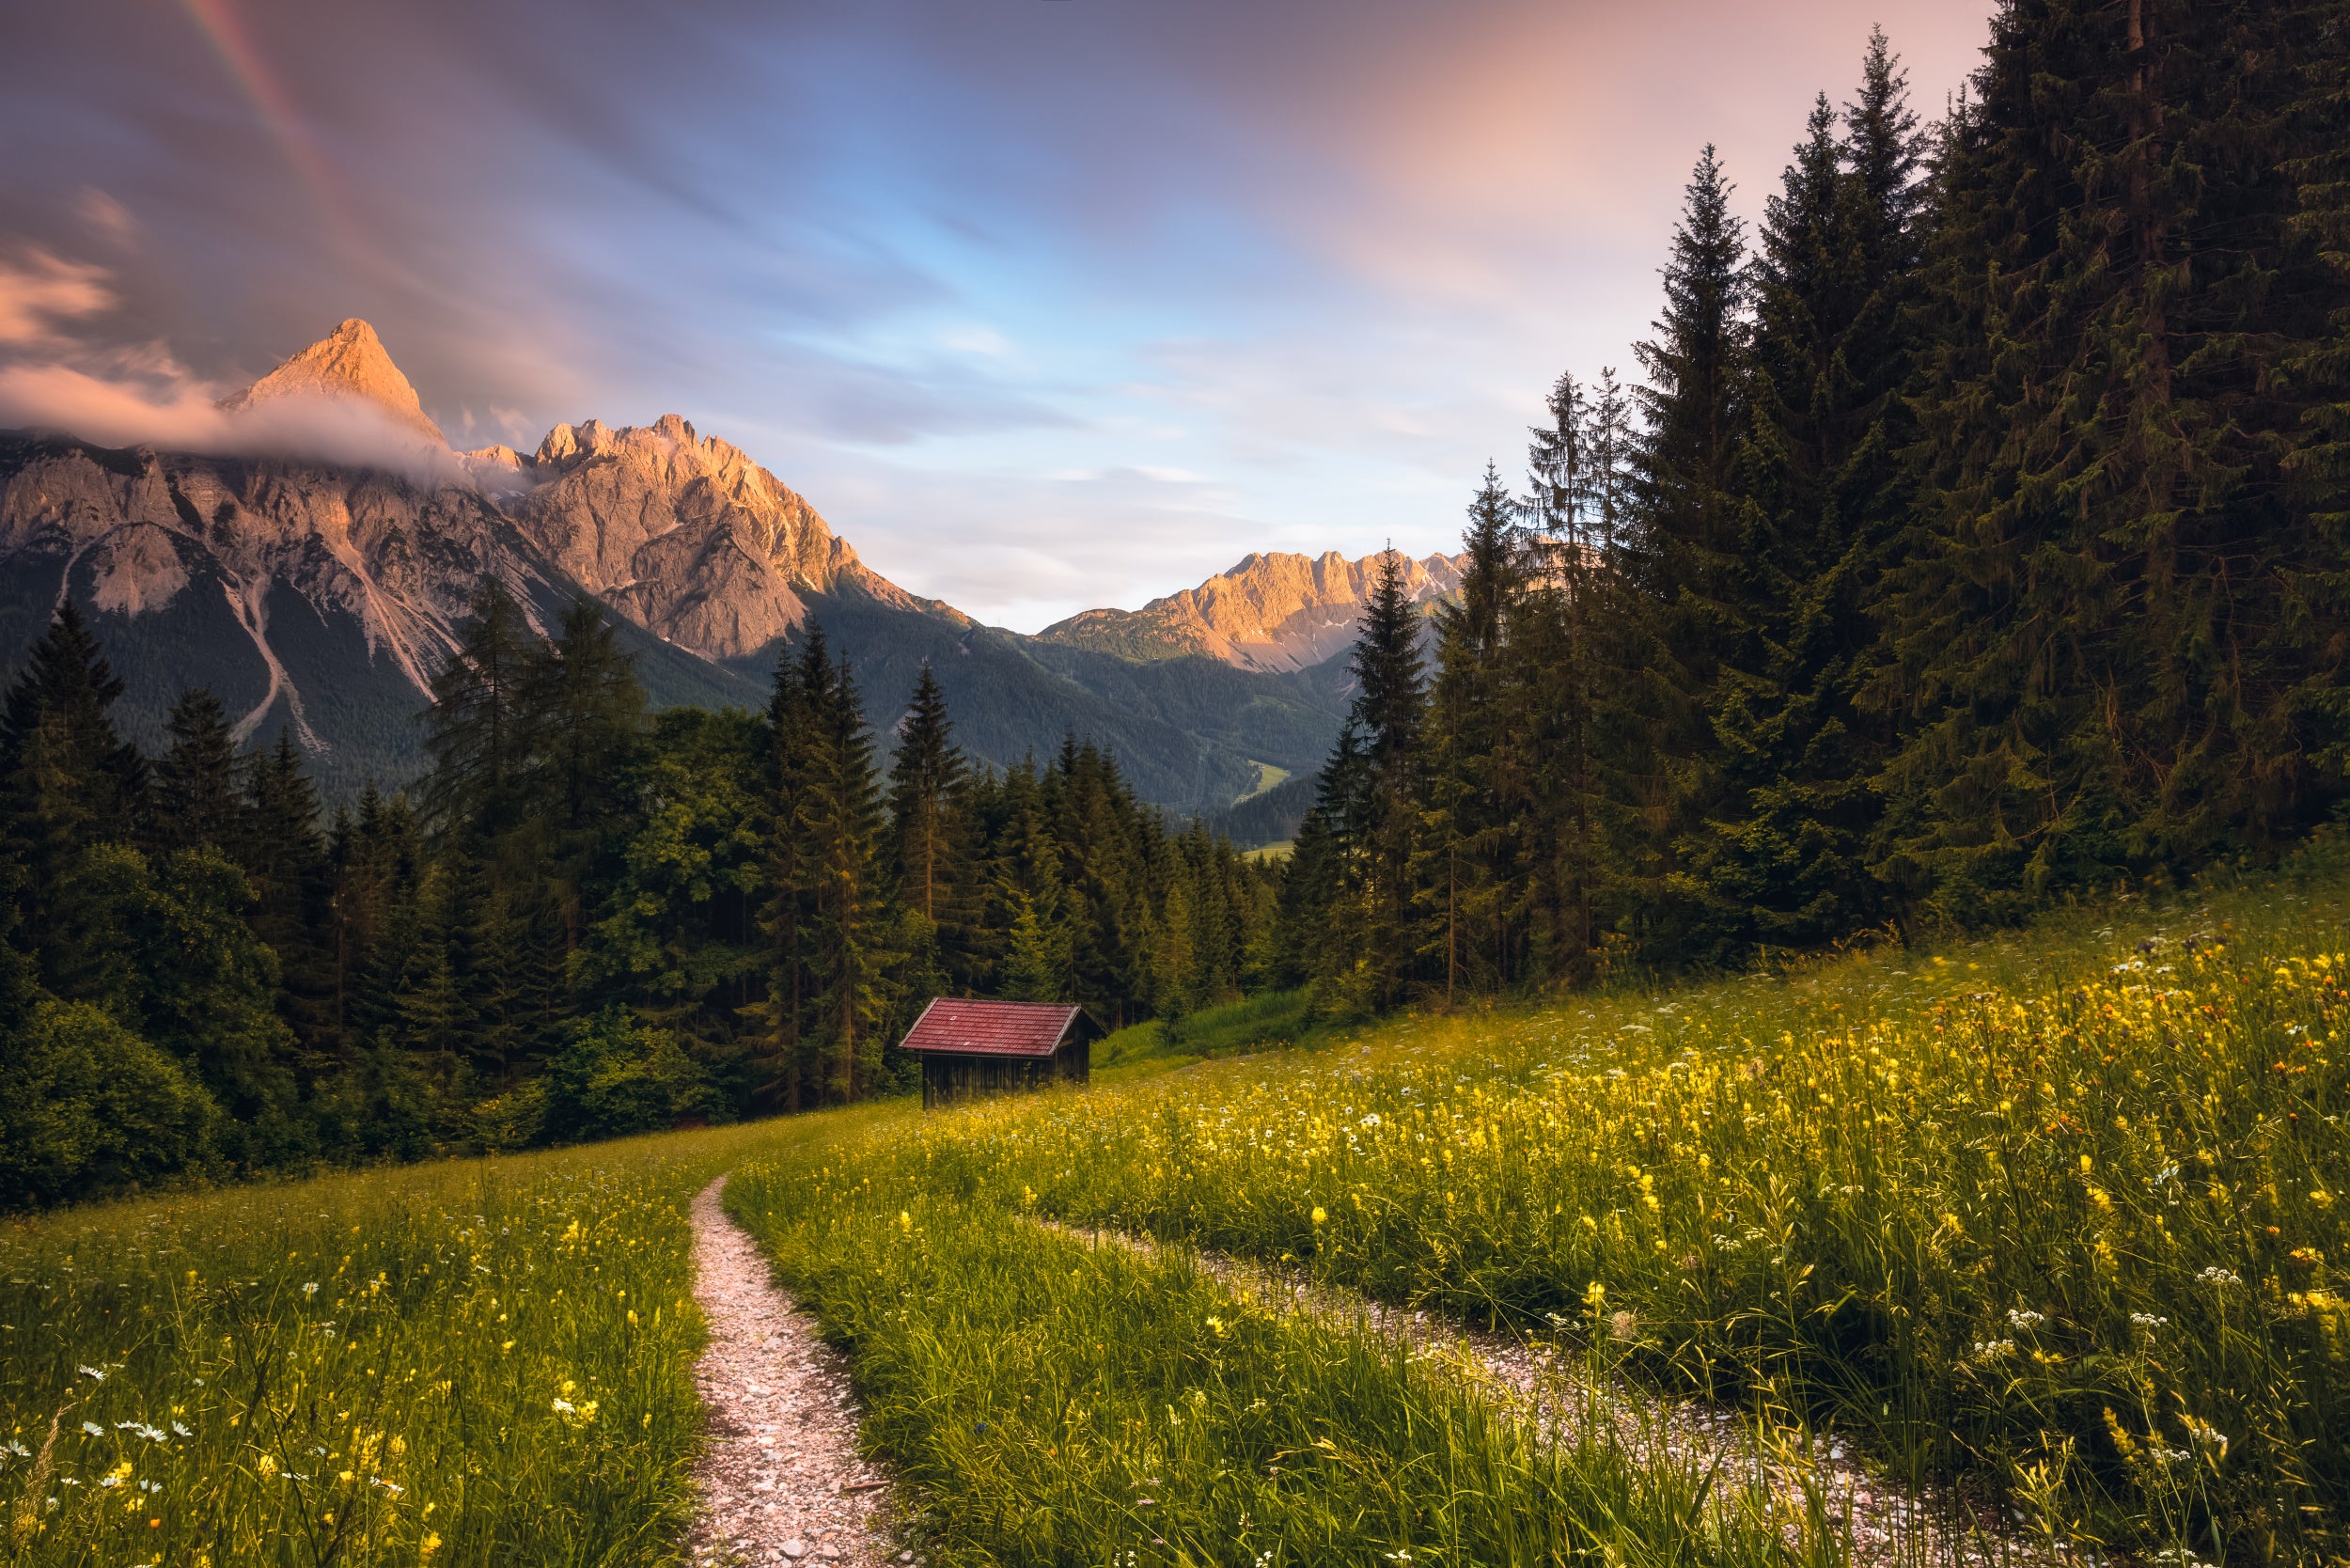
xmin=1038 ymin=547 xmax=1463 ymax=671
xmin=0 ymin=319 xmax=1446 ymax=818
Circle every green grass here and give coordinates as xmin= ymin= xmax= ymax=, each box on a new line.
xmin=833 ymin=857 xmax=2350 ymax=1564
xmin=1094 ymin=991 xmax=1329 ymax=1083
xmin=725 ymin=1122 xmax=1833 ymax=1568
xmin=0 ymin=1124 xmax=786 ymax=1567
xmin=1233 ymin=762 xmax=1292 ymax=805
xmin=12 ymin=854 xmax=2349 ymax=1568
xmin=1161 ymin=990 xmax=1324 ymax=1058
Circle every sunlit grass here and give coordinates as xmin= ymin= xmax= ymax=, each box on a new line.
xmin=728 ymin=1131 xmax=1830 ymax=1568
xmin=0 ymin=1124 xmax=785 ymax=1567
xmin=837 ymin=855 xmax=2350 ymax=1563
xmin=11 ymin=852 xmax=2347 ymax=1567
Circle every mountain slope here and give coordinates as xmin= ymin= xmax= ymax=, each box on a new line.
xmin=0 ymin=319 xmax=1348 ymax=812
xmin=0 ymin=430 xmax=761 ymax=794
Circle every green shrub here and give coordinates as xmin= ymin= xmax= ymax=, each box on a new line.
xmin=0 ymin=997 xmax=217 ymax=1209
xmin=541 ymin=1006 xmax=712 ymax=1143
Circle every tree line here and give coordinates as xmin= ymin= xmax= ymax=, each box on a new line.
xmin=1274 ymin=14 xmax=2350 ymax=1012
xmin=0 ymin=591 xmax=1271 ymax=1208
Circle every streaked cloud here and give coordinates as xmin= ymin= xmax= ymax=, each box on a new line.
xmin=0 ymin=0 xmax=1997 ymax=628
xmin=0 ymin=248 xmax=115 ymax=347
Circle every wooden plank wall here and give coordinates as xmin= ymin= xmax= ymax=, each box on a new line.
xmin=920 ymin=1042 xmax=1090 ymax=1109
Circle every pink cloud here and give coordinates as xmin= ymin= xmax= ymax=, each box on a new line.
xmin=0 ymin=247 xmax=115 ymax=347
xmin=0 ymin=291 xmax=477 ymax=486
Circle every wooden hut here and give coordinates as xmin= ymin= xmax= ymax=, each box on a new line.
xmin=899 ymin=999 xmax=1104 ymax=1110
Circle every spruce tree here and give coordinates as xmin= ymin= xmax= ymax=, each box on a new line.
xmin=1633 ymin=146 xmax=1751 ymax=950
xmin=522 ymin=596 xmax=646 ymax=947
xmin=886 ymin=662 xmax=972 ymax=1011
xmin=152 ymin=687 xmax=243 ymax=855
xmin=1880 ymin=0 xmax=2350 ymax=917
xmin=421 ymin=577 xmax=538 ymax=839
xmin=1512 ymin=366 xmax=1657 ymax=982
xmin=0 ymin=600 xmax=150 ymax=992
xmin=751 ymin=630 xmax=821 ymax=1110
xmin=242 ymin=728 xmax=336 ymax=1070
xmin=1326 ymin=550 xmax=1428 ymax=1009
xmin=1684 ymin=36 xmax=1926 ymax=955
xmin=1416 ymin=466 xmax=1521 ymax=1001
xmin=801 ymin=643 xmax=892 ymax=1103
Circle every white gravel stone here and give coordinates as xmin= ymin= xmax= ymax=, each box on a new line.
xmin=687 ymin=1178 xmax=898 ymax=1568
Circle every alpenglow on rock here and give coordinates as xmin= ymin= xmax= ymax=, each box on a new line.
xmin=215 ymin=318 xmax=449 ymax=447
xmin=515 ymin=412 xmax=964 ymax=660
xmin=1038 ymin=548 xmax=1465 ymax=671
xmin=0 ymin=318 xmax=1349 ymax=810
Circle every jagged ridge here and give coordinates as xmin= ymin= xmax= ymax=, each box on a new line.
xmin=1038 ymin=548 xmax=1464 ymax=672
xmin=0 ymin=320 xmax=1349 ymax=810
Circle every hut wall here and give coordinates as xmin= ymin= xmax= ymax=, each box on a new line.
xmin=921 ymin=1042 xmax=1089 ymax=1109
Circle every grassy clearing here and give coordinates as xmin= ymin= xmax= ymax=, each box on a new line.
xmin=834 ymin=858 xmax=2349 ymax=1564
xmin=0 ymin=1123 xmax=785 ymax=1567
xmin=726 ymin=1123 xmax=1832 ymax=1568
xmin=1096 ymin=990 xmax=1333 ymax=1082
xmin=11 ymin=858 xmax=2346 ymax=1568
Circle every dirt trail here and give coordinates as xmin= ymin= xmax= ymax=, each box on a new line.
xmin=1045 ymin=1218 xmax=2033 ymax=1568
xmin=686 ymin=1177 xmax=904 ymax=1568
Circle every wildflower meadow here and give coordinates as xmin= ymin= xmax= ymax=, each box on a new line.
xmin=761 ymin=859 xmax=2350 ymax=1565
xmin=0 ymin=1126 xmax=787 ymax=1566
xmin=6 ymin=859 xmax=2346 ymax=1567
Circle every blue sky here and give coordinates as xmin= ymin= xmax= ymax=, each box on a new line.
xmin=0 ymin=0 xmax=1995 ymax=630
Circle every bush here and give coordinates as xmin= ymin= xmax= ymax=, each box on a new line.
xmin=471 ymin=1079 xmax=547 ymax=1152
xmin=540 ymin=1006 xmax=712 ymax=1143
xmin=0 ymin=998 xmax=217 ymax=1209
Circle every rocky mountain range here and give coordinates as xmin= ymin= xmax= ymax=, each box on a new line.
xmin=0 ymin=319 xmax=1366 ymax=814
xmin=1038 ymin=547 xmax=1464 ymax=672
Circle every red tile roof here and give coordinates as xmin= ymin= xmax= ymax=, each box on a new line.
xmin=899 ymin=999 xmax=1089 ymax=1058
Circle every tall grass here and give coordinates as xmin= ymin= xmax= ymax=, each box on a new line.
xmin=9 ymin=860 xmax=2346 ymax=1567
xmin=727 ymin=1132 xmax=1832 ymax=1568
xmin=0 ymin=1124 xmax=782 ymax=1567
xmin=1095 ymin=990 xmax=1329 ymax=1081
xmin=866 ymin=868 xmax=2350 ymax=1563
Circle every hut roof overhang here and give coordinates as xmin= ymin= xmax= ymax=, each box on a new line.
xmin=897 ymin=999 xmax=1100 ymax=1058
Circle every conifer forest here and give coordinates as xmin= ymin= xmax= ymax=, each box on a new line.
xmin=0 ymin=591 xmax=1272 ymax=1207
xmin=1277 ymin=21 xmax=2350 ymax=1010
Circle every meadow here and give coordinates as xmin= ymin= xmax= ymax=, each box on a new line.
xmin=727 ymin=1112 xmax=1836 ymax=1568
xmin=6 ymin=855 xmax=2346 ymax=1567
xmin=755 ymin=854 xmax=2348 ymax=1567
xmin=0 ymin=1125 xmax=787 ymax=1567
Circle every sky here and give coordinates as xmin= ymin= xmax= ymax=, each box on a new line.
xmin=0 ymin=0 xmax=1996 ymax=632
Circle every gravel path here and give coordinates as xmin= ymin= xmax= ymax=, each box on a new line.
xmin=687 ymin=1177 xmax=904 ymax=1568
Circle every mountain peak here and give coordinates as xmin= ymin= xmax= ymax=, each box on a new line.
xmin=218 ymin=318 xmax=446 ymax=446
xmin=1038 ymin=547 xmax=1465 ymax=671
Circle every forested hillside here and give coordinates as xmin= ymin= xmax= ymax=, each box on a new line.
xmin=1275 ymin=18 xmax=2350 ymax=1010
xmin=0 ymin=588 xmax=1272 ymax=1209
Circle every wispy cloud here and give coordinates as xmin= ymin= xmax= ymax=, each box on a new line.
xmin=0 ymin=0 xmax=1998 ymax=628
xmin=0 ymin=248 xmax=114 ymax=347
